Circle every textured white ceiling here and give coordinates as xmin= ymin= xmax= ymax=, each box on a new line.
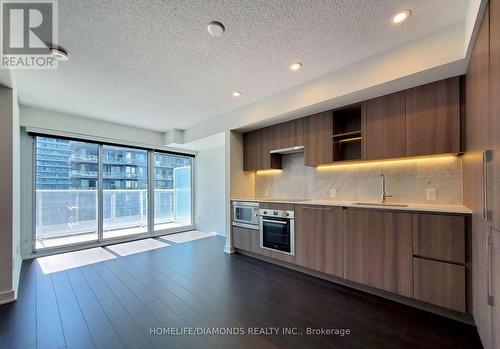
xmin=14 ymin=0 xmax=469 ymax=132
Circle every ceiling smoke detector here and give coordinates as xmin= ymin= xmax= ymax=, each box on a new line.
xmin=207 ymin=21 xmax=225 ymax=36
xmin=49 ymin=47 xmax=70 ymax=61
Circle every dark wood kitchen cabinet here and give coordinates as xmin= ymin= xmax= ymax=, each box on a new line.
xmin=295 ymin=205 xmax=344 ymax=277
xmin=233 ymin=226 xmax=258 ymax=252
xmin=344 ymin=209 xmax=413 ymax=297
xmin=489 ymin=0 xmax=500 ymax=347
xmin=243 ymin=127 xmax=281 ymax=171
xmin=363 ymin=91 xmax=406 ymax=160
xmin=243 ymin=129 xmax=262 ymax=171
xmin=261 ymin=126 xmax=282 ymax=170
xmin=271 ymin=118 xmax=304 ymax=150
xmin=491 ymin=0 xmax=500 ymax=234
xmin=412 ymin=214 xmax=466 ymax=264
xmin=304 ymin=111 xmax=333 ymax=167
xmin=413 ymin=257 xmax=466 ymax=313
xmin=405 ymin=77 xmax=461 ymax=157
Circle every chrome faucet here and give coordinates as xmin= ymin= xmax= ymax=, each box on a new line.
xmin=380 ymin=174 xmax=392 ymax=203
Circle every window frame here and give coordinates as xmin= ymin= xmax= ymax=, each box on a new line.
xmin=31 ymin=133 xmax=195 ymax=253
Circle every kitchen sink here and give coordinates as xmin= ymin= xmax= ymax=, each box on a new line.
xmin=354 ymin=202 xmax=408 ymax=208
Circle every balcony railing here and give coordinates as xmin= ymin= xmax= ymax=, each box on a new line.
xmin=68 ymin=154 xmax=98 ymax=162
xmin=35 ymin=189 xmax=175 ymax=239
xmin=70 ymin=170 xmax=98 ymax=177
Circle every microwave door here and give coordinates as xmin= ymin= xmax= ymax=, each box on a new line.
xmin=235 ymin=207 xmax=252 ymax=222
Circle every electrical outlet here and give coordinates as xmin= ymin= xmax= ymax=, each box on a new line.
xmin=426 ymin=188 xmax=437 ymax=201
xmin=329 ymin=188 xmax=337 ymax=198
xmin=264 ymin=189 xmax=269 ymax=197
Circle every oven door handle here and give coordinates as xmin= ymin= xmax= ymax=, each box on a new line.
xmin=262 ymin=219 xmax=288 ymax=225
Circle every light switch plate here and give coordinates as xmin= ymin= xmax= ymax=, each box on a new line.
xmin=329 ymin=188 xmax=337 ymax=198
xmin=426 ymin=188 xmax=437 ymax=201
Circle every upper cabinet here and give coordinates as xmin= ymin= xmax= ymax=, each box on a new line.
xmin=242 ymin=76 xmax=463 ymax=171
xmin=304 ymin=111 xmax=334 ymax=167
xmin=243 ymin=127 xmax=281 ymax=171
xmin=332 ymin=104 xmax=363 ymax=162
xmin=272 ymin=118 xmax=304 ymax=150
xmin=363 ymin=91 xmax=406 ymax=160
xmin=405 ymin=77 xmax=462 ymax=157
xmin=243 ymin=129 xmax=262 ymax=171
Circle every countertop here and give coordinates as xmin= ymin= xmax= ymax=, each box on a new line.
xmin=231 ymin=198 xmax=472 ymax=214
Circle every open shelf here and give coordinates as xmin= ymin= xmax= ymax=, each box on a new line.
xmin=332 ymin=104 xmax=363 ymax=161
xmin=332 ymin=130 xmax=362 ymax=140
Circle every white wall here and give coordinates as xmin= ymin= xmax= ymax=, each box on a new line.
xmin=195 ymin=144 xmax=226 ymax=235
xmin=0 ymin=85 xmax=21 ymax=304
xmin=12 ymin=88 xmax=21 ymax=298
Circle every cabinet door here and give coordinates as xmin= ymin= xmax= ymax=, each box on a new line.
xmin=466 ymin=4 xmax=491 ymax=152
xmin=491 ymin=226 xmax=500 ymax=349
xmin=272 ymin=118 xmax=304 ymax=150
xmin=304 ymin=111 xmax=333 ymax=167
xmin=261 ymin=126 xmax=282 ymax=170
xmin=363 ymin=92 xmax=406 ymax=160
xmin=413 ymin=214 xmax=465 ymax=264
xmin=405 ymin=77 xmax=461 ymax=157
xmin=491 ymin=0 xmax=500 ymax=233
xmin=344 ymin=209 xmax=413 ymax=297
xmin=413 ymin=257 xmax=466 ymax=313
xmin=243 ymin=130 xmax=262 ymax=171
xmin=295 ymin=206 xmax=343 ymax=277
xmin=233 ymin=226 xmax=259 ymax=252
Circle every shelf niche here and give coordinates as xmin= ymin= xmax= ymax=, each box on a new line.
xmin=332 ymin=104 xmax=363 ymax=161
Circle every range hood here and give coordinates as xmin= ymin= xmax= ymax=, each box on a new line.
xmin=270 ymin=145 xmax=304 ymax=155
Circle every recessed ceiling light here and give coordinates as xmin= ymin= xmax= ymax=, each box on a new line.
xmin=392 ymin=9 xmax=412 ymax=24
xmin=207 ymin=21 xmax=225 ymax=36
xmin=49 ymin=47 xmax=69 ymax=61
xmin=289 ymin=62 xmax=302 ymax=72
xmin=232 ymin=91 xmax=242 ymax=97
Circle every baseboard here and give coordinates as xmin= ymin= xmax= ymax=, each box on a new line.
xmin=0 ymin=289 xmax=16 ymax=305
xmin=194 ymin=225 xmax=226 ymax=237
xmin=224 ymin=245 xmax=235 ymax=254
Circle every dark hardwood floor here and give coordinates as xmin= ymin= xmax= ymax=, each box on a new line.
xmin=0 ymin=235 xmax=482 ymax=349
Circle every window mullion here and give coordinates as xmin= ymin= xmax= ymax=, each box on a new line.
xmin=98 ymin=144 xmax=104 ymax=242
xmin=148 ymin=150 xmax=155 ymax=236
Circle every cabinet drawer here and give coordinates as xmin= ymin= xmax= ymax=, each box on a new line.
xmin=232 ymin=226 xmax=259 ymax=252
xmin=413 ymin=258 xmax=466 ymax=313
xmin=413 ymin=214 xmax=465 ymax=264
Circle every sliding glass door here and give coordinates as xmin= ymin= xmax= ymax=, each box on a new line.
xmin=153 ymin=152 xmax=193 ymax=233
xmin=35 ymin=137 xmax=99 ymax=249
xmin=33 ymin=135 xmax=194 ymax=251
xmin=102 ymin=145 xmax=149 ymax=239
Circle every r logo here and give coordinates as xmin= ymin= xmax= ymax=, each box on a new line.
xmin=2 ymin=1 xmax=54 ymax=55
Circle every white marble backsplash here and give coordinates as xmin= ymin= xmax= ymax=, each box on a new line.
xmin=255 ymin=153 xmax=463 ymax=205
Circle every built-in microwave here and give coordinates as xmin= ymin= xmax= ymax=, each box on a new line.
xmin=260 ymin=209 xmax=295 ymax=255
xmin=232 ymin=201 xmax=260 ymax=230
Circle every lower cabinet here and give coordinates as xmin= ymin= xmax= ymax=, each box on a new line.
xmin=233 ymin=226 xmax=259 ymax=252
xmin=294 ymin=205 xmax=344 ymax=277
xmin=413 ymin=257 xmax=466 ymax=313
xmin=233 ymin=207 xmax=469 ymax=314
xmin=344 ymin=209 xmax=414 ymax=297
